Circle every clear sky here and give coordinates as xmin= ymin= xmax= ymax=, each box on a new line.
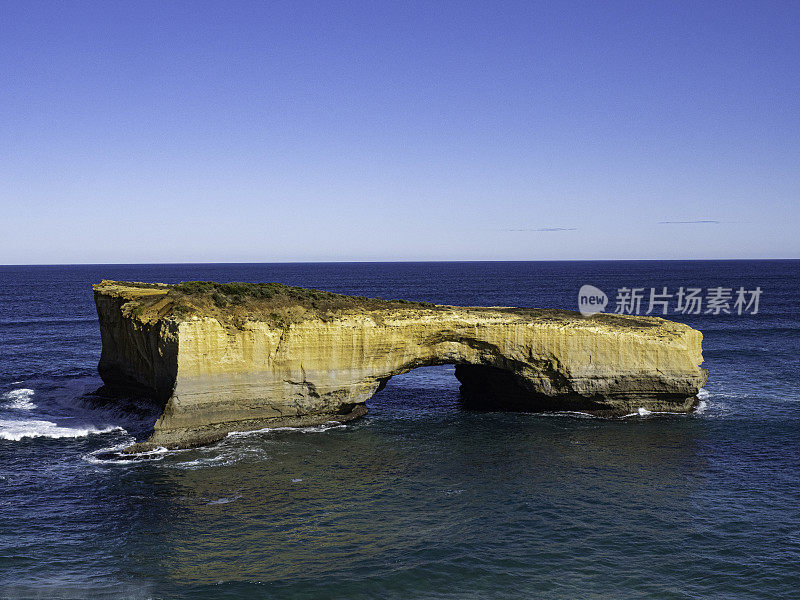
xmin=1 ymin=1 xmax=798 ymax=263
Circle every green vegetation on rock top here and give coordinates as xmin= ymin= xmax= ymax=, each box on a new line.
xmin=171 ymin=280 xmax=435 ymax=309
xmin=97 ymin=280 xmax=438 ymax=326
xmin=94 ymin=280 xmax=662 ymax=330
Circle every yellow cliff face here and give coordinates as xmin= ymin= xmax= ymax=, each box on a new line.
xmin=92 ymin=281 xmax=707 ymax=452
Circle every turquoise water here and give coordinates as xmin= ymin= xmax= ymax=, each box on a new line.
xmin=1 ymin=261 xmax=798 ymax=599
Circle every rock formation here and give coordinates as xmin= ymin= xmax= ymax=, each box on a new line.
xmin=93 ymin=281 xmax=708 ymax=452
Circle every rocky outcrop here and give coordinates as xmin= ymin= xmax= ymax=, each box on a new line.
xmin=93 ymin=281 xmax=708 ymax=452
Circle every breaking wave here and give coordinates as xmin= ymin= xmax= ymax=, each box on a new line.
xmin=2 ymin=388 xmax=35 ymax=410
xmin=0 ymin=418 xmax=124 ymax=441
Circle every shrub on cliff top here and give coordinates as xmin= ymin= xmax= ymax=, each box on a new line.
xmin=120 ymin=279 xmax=442 ymax=324
xmin=173 ymin=281 xmax=325 ymax=299
xmin=173 ymin=281 xmax=218 ymax=295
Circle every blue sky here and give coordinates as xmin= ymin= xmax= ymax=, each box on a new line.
xmin=1 ymin=1 xmax=798 ymax=263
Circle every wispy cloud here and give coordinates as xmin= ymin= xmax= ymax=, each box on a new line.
xmin=658 ymin=220 xmax=720 ymax=225
xmin=505 ymin=227 xmax=577 ymax=232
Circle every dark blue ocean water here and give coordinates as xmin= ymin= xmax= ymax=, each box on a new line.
xmin=0 ymin=261 xmax=798 ymax=599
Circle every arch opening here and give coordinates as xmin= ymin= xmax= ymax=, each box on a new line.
xmin=367 ymin=361 xmax=598 ymax=415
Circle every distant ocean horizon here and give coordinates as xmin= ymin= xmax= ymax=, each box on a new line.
xmin=1 ymin=260 xmax=798 ymax=599
xmin=4 ymin=257 xmax=799 ymax=265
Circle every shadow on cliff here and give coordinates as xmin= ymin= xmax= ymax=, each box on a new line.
xmin=80 ymin=384 xmax=165 ymax=441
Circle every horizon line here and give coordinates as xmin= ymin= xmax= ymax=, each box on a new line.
xmin=2 ymin=257 xmax=799 ymax=267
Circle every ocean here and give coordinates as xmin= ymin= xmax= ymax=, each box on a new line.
xmin=0 ymin=261 xmax=798 ymax=599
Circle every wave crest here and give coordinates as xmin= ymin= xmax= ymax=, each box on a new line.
xmin=0 ymin=419 xmax=124 ymax=441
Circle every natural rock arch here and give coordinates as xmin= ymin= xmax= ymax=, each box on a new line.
xmin=93 ymin=281 xmax=707 ymax=452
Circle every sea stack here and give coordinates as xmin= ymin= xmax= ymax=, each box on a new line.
xmin=93 ymin=281 xmax=708 ymax=452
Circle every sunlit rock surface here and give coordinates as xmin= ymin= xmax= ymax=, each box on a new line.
xmin=93 ymin=281 xmax=708 ymax=452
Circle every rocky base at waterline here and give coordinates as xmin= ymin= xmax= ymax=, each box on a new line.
xmin=93 ymin=280 xmax=708 ymax=452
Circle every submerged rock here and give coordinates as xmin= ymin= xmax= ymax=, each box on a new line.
xmin=93 ymin=280 xmax=708 ymax=452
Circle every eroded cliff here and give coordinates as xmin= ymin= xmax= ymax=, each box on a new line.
xmin=93 ymin=280 xmax=708 ymax=452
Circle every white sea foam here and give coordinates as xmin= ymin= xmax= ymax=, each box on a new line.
xmin=2 ymin=388 xmax=35 ymax=410
xmin=620 ymin=408 xmax=653 ymax=419
xmin=0 ymin=419 xmax=124 ymax=441
xmin=85 ymin=422 xmax=346 ymax=469
xmin=83 ymin=443 xmax=132 ymax=464
xmin=697 ymin=388 xmax=710 ymax=400
xmin=83 ymin=442 xmax=171 ymax=465
xmin=695 ymin=400 xmax=708 ymax=414
xmin=171 ymin=454 xmax=228 ymax=469
xmin=533 ymin=411 xmax=599 ymax=419
xmin=170 ymin=442 xmax=278 ymax=470
xmin=132 ymin=445 xmax=170 ymax=455
xmin=208 ymin=494 xmax=242 ymax=505
xmin=226 ymin=422 xmax=346 ymax=439
xmin=621 ymin=407 xmax=686 ymax=418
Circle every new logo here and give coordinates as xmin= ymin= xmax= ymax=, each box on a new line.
xmin=578 ymin=284 xmax=608 ymax=316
